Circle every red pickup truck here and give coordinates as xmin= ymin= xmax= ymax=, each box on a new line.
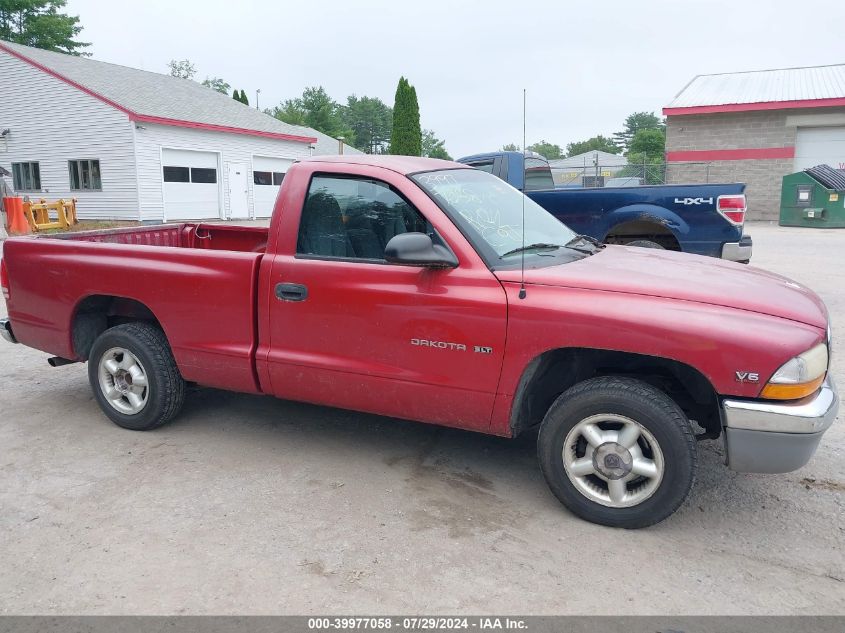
xmin=0 ymin=155 xmax=837 ymax=528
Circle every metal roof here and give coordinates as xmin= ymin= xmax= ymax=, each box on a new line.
xmin=0 ymin=40 xmax=345 ymax=146
xmin=665 ymin=64 xmax=845 ymax=115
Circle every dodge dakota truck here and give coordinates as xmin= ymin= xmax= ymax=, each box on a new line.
xmin=0 ymin=155 xmax=837 ymax=528
xmin=458 ymin=151 xmax=754 ymax=261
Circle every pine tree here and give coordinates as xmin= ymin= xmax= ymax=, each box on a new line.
xmin=233 ymin=90 xmax=241 ymax=103
xmin=240 ymin=90 xmax=249 ymax=106
xmin=390 ymin=77 xmax=422 ymax=156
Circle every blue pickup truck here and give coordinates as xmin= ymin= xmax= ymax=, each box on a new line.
xmin=457 ymin=151 xmax=753 ymax=261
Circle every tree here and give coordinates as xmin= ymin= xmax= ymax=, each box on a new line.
xmin=167 ymin=59 xmax=196 ymax=80
xmin=527 ymin=140 xmax=562 ymax=160
xmin=0 ymin=0 xmax=89 ymax=55
xmin=240 ymin=90 xmax=249 ymax=106
xmin=267 ymin=86 xmax=352 ymax=142
xmin=341 ymin=95 xmax=393 ymax=154
xmin=201 ymin=77 xmax=230 ymax=94
xmin=501 ymin=143 xmax=520 ymax=151
xmin=267 ymin=99 xmax=308 ymax=126
xmin=565 ymin=135 xmax=620 ymax=157
xmin=422 ymin=129 xmax=451 ymax=160
xmin=390 ymin=76 xmax=421 ymax=156
xmin=613 ymin=111 xmax=665 ymax=151
xmin=233 ymin=90 xmax=241 ymax=103
xmin=627 ymin=128 xmax=665 ymax=160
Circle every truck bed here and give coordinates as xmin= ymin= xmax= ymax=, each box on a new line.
xmin=53 ymin=223 xmax=269 ymax=253
xmin=3 ymin=222 xmax=267 ymax=394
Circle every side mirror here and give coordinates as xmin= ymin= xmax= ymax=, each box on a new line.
xmin=384 ymin=232 xmax=458 ymax=268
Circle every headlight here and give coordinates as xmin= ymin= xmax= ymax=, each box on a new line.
xmin=761 ymin=343 xmax=829 ymax=400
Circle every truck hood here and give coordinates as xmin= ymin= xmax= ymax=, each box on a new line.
xmin=495 ymin=245 xmax=828 ymax=329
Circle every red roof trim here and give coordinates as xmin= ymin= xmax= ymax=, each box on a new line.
xmin=666 ymin=147 xmax=795 ymax=161
xmin=129 ymin=114 xmax=317 ymax=144
xmin=0 ymin=42 xmax=317 ymax=145
xmin=664 ymin=97 xmax=845 ymax=116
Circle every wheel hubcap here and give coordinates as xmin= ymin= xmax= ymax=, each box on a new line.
xmin=562 ymin=414 xmax=664 ymax=508
xmin=98 ymin=347 xmax=149 ymax=415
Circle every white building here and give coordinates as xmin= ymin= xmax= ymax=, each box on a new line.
xmin=0 ymin=40 xmax=361 ymax=222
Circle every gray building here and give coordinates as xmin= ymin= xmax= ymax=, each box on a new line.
xmin=664 ymin=64 xmax=845 ymax=220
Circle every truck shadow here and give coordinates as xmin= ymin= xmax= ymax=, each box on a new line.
xmin=169 ymin=385 xmax=750 ymax=533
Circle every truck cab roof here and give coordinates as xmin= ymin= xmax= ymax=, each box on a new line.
xmin=300 ymin=154 xmax=467 ymax=176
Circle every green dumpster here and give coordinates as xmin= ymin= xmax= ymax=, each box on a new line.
xmin=780 ymin=164 xmax=845 ymax=228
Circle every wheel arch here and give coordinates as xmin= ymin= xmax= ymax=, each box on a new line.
xmin=70 ymin=294 xmax=163 ymax=361
xmin=602 ymin=205 xmax=687 ymax=250
xmin=510 ymin=347 xmax=720 ymax=438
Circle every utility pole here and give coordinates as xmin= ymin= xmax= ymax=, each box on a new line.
xmin=256 ymin=89 xmax=261 ymax=110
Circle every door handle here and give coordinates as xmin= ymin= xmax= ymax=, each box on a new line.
xmin=275 ymin=282 xmax=308 ymax=302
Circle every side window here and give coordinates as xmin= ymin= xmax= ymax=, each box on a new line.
xmin=469 ymin=160 xmax=495 ymax=173
xmin=297 ymin=175 xmax=429 ymax=261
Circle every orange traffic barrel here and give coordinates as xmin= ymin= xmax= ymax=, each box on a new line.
xmin=3 ymin=197 xmax=31 ymax=235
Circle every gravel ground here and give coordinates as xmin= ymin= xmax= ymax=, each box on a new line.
xmin=0 ymin=222 xmax=842 ymax=615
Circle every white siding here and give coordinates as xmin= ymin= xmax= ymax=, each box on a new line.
xmin=0 ymin=50 xmax=138 ymax=220
xmin=134 ymin=123 xmax=310 ymax=221
xmin=252 ymin=155 xmax=294 ymax=218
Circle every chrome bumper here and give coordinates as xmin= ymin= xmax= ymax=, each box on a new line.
xmin=0 ymin=318 xmax=17 ymax=344
xmin=721 ymin=234 xmax=753 ymax=262
xmin=721 ymin=377 xmax=838 ymax=473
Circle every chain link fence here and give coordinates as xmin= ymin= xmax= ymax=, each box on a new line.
xmin=550 ymin=161 xmax=735 ymax=188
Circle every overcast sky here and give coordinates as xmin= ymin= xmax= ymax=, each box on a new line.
xmin=67 ymin=0 xmax=844 ymax=158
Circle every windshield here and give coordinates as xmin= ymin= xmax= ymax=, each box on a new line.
xmin=412 ymin=169 xmax=577 ymax=261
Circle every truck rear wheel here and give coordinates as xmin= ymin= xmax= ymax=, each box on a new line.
xmin=537 ymin=376 xmax=697 ymax=528
xmin=625 ymin=239 xmax=664 ymax=249
xmin=88 ymin=323 xmax=185 ymax=431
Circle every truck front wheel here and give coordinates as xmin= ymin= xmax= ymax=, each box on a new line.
xmin=538 ymin=376 xmax=697 ymax=528
xmin=88 ymin=323 xmax=186 ymax=431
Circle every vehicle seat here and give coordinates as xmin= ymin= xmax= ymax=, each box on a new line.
xmin=345 ymin=212 xmax=384 ymax=259
xmin=298 ymin=192 xmax=351 ymax=257
xmin=373 ymin=191 xmax=410 ymax=248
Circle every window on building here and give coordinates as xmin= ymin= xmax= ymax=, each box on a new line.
xmin=253 ymin=171 xmax=273 ymax=186
xmin=163 ymin=166 xmax=190 ymax=183
xmin=190 ymin=167 xmax=217 ymax=184
xmin=68 ymin=159 xmax=102 ymax=191
xmin=12 ymin=162 xmax=41 ymax=191
xmin=272 ymin=172 xmax=285 ymax=186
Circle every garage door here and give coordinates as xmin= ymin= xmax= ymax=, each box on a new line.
xmin=253 ymin=156 xmax=294 ymax=218
xmin=162 ymin=149 xmax=221 ymax=220
xmin=795 ymin=127 xmax=845 ymax=172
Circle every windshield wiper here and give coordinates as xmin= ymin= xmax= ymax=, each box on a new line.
xmin=500 ymin=243 xmax=563 ymax=258
xmin=564 ymin=234 xmax=604 ymax=254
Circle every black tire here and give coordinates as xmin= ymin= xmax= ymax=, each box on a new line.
xmin=626 ymin=239 xmax=664 ymax=249
xmin=537 ymin=376 xmax=697 ymax=529
xmin=87 ymin=322 xmax=186 ymax=431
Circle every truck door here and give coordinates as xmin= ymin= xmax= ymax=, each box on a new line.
xmin=263 ymin=169 xmax=508 ymax=432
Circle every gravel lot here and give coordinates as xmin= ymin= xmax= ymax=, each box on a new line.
xmin=0 ymin=222 xmax=842 ymax=615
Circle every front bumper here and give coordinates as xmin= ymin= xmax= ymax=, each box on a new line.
xmin=721 ymin=377 xmax=838 ymax=473
xmin=0 ymin=318 xmax=17 ymax=344
xmin=721 ymin=234 xmax=753 ymax=262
